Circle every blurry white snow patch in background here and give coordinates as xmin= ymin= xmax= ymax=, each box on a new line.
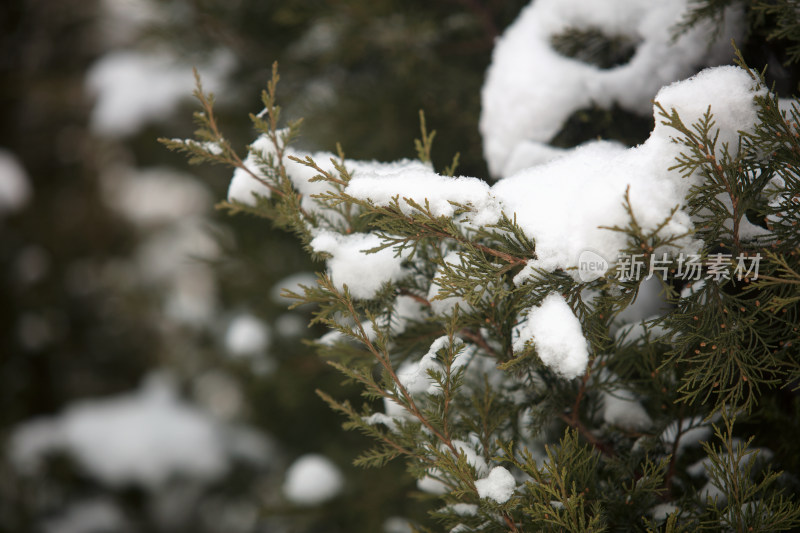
xmin=42 ymin=499 xmax=129 ymax=533
xmin=600 ymin=387 xmax=653 ymax=432
xmin=614 ymin=277 xmax=671 ymax=327
xmin=287 ymin=18 xmax=342 ymax=59
xmin=135 ymin=219 xmax=222 ymax=326
xmin=98 ymin=0 xmax=165 ymax=46
xmin=383 ymin=516 xmax=414 ymax=533
xmin=193 ymin=370 xmax=245 ymax=420
xmin=650 ymin=502 xmax=679 ymax=522
xmin=274 ymin=313 xmax=307 ymax=338
xmin=10 ymin=374 xmax=271 ymax=488
xmin=100 ymin=165 xmax=212 ymax=228
xmin=0 ymin=149 xmax=32 ymax=216
xmin=225 ymin=313 xmax=271 ymax=356
xmin=283 ymin=454 xmax=344 ymax=506
xmin=223 ymin=313 xmax=277 ymax=375
xmin=86 ymin=48 xmax=235 ymax=138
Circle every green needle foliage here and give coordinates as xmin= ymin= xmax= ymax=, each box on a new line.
xmin=679 ymin=0 xmax=800 ymax=65
xmin=165 ymin=35 xmax=800 ymax=533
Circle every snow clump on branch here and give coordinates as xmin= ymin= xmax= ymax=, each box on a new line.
xmin=480 ymin=0 xmax=744 ymax=177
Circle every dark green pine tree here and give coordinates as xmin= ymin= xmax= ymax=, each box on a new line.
xmin=166 ymin=2 xmax=800 ymax=532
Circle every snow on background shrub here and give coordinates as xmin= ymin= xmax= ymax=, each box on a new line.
xmin=282 ymin=454 xmax=344 ymax=506
xmin=0 ymin=149 xmax=32 ymax=217
xmin=480 ymin=0 xmax=743 ymax=177
xmin=2 ymin=0 xmax=336 ymax=531
xmin=10 ymin=374 xmax=271 ymax=488
xmin=86 ymin=49 xmax=235 ymax=138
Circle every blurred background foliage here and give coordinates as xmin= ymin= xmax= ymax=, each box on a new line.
xmin=1 ymin=0 xmax=798 ymax=532
xmin=0 ymin=1 xmax=528 ymax=531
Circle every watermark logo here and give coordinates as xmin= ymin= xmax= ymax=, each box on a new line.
xmin=577 ymin=249 xmax=609 ymax=282
xmin=576 ymin=250 xmax=761 ymax=282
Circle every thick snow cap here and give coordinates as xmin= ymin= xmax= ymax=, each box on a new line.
xmin=480 ymin=0 xmax=744 ymax=177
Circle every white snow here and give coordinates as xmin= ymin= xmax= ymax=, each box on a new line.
xmin=164 ymin=265 xmax=218 ymax=326
xmin=363 ymin=395 xmax=416 ymax=433
xmin=451 ymin=439 xmax=489 ymax=476
xmin=247 ymin=68 xmax=763 ymax=299
xmin=225 ymin=313 xmax=271 ymax=356
xmin=346 ymin=166 xmax=501 ymax=225
xmin=494 ymin=67 xmax=762 ymax=281
xmin=86 ymin=48 xmax=234 ymax=138
xmin=100 ymin=166 xmax=212 ymax=227
xmin=417 ymin=470 xmax=450 ymax=494
xmin=480 ymin=0 xmax=744 ymax=177
xmin=615 ymin=319 xmax=669 ymax=346
xmin=614 ymin=277 xmax=671 ymax=328
xmin=650 ymin=503 xmax=679 ymax=521
xmin=0 ymin=148 xmax=31 ymax=215
xmin=448 ymin=503 xmax=479 ymax=516
xmin=514 ymin=293 xmax=589 ymax=379
xmin=386 ymin=294 xmax=428 ymax=336
xmin=135 ymin=219 xmax=220 ymax=326
xmin=288 ymin=18 xmax=342 ymax=59
xmin=291 ymin=153 xmax=433 ymax=218
xmin=98 ymin=0 xmax=164 ymax=46
xmin=600 ymin=388 xmax=653 ymax=432
xmin=42 ymin=499 xmax=127 ymax=533
xmin=654 ymin=67 xmax=762 ymax=158
xmin=322 ymin=294 xmax=423 ymax=347
xmin=397 ymin=336 xmax=467 ymax=395
xmin=10 ymin=375 xmax=268 ymax=488
xmin=228 ymin=133 xmax=433 ymax=220
xmin=475 ymin=466 xmax=516 ymax=503
xmin=383 ymin=516 xmax=414 ymax=533
xmin=227 ymin=137 xmax=274 ymax=206
xmin=416 ymin=439 xmax=490 ymax=495
xmin=232 ymin=68 xmax=763 ymax=295
xmin=501 ymin=140 xmax=577 ymax=177
xmin=310 ymin=230 xmax=407 ymax=299
xmin=283 ymin=454 xmax=344 ymax=506
xmin=660 ymin=415 xmax=715 ymax=456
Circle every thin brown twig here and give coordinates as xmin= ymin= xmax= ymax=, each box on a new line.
xmin=343 ymin=296 xmax=481 ymax=493
xmin=558 ymin=412 xmax=616 ymax=457
xmin=558 ymin=358 xmax=616 ymax=457
xmin=664 ymin=413 xmax=683 ymax=496
xmin=398 ymin=288 xmax=432 ymax=307
xmin=416 ymin=222 xmax=528 ymax=266
xmin=459 ymin=328 xmax=500 ymax=359
xmin=503 ymin=512 xmax=520 ymax=533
